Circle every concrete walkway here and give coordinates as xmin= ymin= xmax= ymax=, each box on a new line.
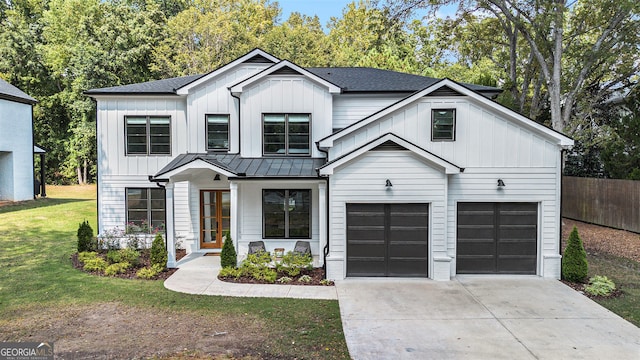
xmin=336 ymin=276 xmax=640 ymax=359
xmin=163 ymin=253 xmax=337 ymax=300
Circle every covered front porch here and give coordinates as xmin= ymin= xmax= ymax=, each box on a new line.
xmin=152 ymin=153 xmax=328 ymax=268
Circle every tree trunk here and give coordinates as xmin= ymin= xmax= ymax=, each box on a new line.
xmin=76 ymin=166 xmax=84 ymax=185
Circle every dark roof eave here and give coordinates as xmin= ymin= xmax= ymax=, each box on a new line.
xmin=0 ymin=93 xmax=37 ymax=105
xmin=84 ymin=91 xmax=181 ymax=97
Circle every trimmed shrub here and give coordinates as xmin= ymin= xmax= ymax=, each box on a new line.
xmin=238 ymin=252 xmax=276 ymax=283
xmin=218 ymin=266 xmax=241 ymax=279
xmin=106 ymin=249 xmax=140 ymax=266
xmin=83 ymin=258 xmax=107 ymax=272
xmin=562 ymin=226 xmax=588 ymax=282
xmin=104 ymin=262 xmax=131 ymax=276
xmin=220 ymin=231 xmax=237 ymax=268
xmin=136 ymin=264 xmax=165 ymax=279
xmin=585 ymin=275 xmax=616 ymax=296
xmin=78 ymin=251 xmax=98 ymax=263
xmin=77 ymin=220 xmax=94 ymax=252
xmin=276 ymin=251 xmax=313 ymax=277
xmin=150 ymin=233 xmax=167 ymax=268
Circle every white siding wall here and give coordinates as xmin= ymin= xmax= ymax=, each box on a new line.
xmin=325 ymin=151 xmax=447 ymax=280
xmin=96 ymin=96 xmax=187 ymax=176
xmin=332 ymin=94 xmax=405 ymax=130
xmin=0 ymin=99 xmax=33 ymax=201
xmin=187 ymin=64 xmax=271 ymax=154
xmin=329 ymin=98 xmax=560 ymax=170
xmin=236 ymin=180 xmax=322 ymax=262
xmin=240 ymin=76 xmax=333 ymax=157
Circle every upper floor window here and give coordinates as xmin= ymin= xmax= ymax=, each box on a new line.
xmin=263 ymin=114 xmax=310 ymax=155
xmin=206 ymin=114 xmax=229 ymax=151
xmin=125 ymin=116 xmax=171 ymax=155
xmin=432 ymin=109 xmax=456 ymax=141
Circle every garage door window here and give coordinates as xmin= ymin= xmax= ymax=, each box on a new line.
xmin=263 ymin=189 xmax=311 ymax=239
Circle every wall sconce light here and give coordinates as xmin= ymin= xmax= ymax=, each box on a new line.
xmin=213 ymin=174 xmax=221 ymax=181
xmin=385 ymin=179 xmax=393 ymax=188
xmin=497 ymin=179 xmax=505 ymax=188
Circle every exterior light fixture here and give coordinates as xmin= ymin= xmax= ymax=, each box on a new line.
xmin=497 ymin=179 xmax=505 ymax=188
xmin=385 ymin=179 xmax=393 ymax=188
xmin=214 ymin=174 xmax=221 ymax=181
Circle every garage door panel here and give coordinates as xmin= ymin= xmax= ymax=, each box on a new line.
xmin=457 ymin=203 xmax=537 ymax=275
xmin=347 ymin=203 xmax=428 ymax=277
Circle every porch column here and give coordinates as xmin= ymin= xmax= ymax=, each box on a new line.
xmin=230 ymin=181 xmax=239 ymax=257
xmin=165 ymin=182 xmax=177 ymax=268
xmin=318 ymin=181 xmax=327 ymax=267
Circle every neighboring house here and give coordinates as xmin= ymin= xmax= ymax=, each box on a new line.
xmin=85 ymin=49 xmax=573 ymax=280
xmin=0 ymin=78 xmax=37 ymax=202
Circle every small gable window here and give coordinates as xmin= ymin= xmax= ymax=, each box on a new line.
xmin=263 ymin=114 xmax=310 ymax=156
xmin=206 ymin=114 xmax=229 ymax=151
xmin=125 ymin=116 xmax=171 ymax=155
xmin=432 ymin=109 xmax=456 ymax=141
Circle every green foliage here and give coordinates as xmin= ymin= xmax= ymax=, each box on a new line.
xmin=220 ymin=231 xmax=237 ymax=268
xmin=297 ymin=274 xmax=312 ymax=283
xmin=150 ymin=233 xmax=167 ymax=268
xmin=277 ymin=276 xmax=293 ymax=284
xmin=78 ymin=251 xmax=98 ymax=263
xmin=585 ymin=275 xmax=616 ymax=297
xmin=276 ymin=251 xmax=313 ymax=277
xmin=320 ymin=279 xmax=333 ymax=286
xmin=562 ymin=226 xmax=589 ymax=282
xmin=106 ymin=249 xmax=140 ymax=266
xmin=218 ymin=266 xmax=242 ymax=279
xmin=77 ymin=220 xmax=94 ymax=252
xmin=104 ymin=262 xmax=131 ymax=276
xmin=83 ymin=258 xmax=107 ymax=272
xmin=238 ymin=251 xmax=277 ymax=283
xmin=136 ymin=264 xmax=165 ymax=279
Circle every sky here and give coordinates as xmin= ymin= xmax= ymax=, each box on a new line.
xmin=276 ymin=0 xmax=458 ymax=30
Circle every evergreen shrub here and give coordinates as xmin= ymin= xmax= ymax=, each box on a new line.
xmin=562 ymin=226 xmax=588 ymax=282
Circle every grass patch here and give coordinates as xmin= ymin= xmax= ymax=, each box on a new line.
xmin=0 ymin=186 xmax=348 ymax=359
xmin=587 ymin=252 xmax=640 ymax=327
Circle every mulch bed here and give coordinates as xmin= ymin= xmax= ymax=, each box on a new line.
xmin=219 ymin=268 xmax=333 ymax=286
xmin=560 ymin=279 xmax=624 ymax=300
xmin=71 ymin=249 xmax=186 ymax=280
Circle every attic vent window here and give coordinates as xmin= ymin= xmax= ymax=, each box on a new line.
xmin=431 ymin=109 xmax=456 ymax=141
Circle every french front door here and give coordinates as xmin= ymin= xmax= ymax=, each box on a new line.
xmin=200 ymin=190 xmax=230 ymax=249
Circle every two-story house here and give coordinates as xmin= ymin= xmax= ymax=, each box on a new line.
xmin=86 ymin=49 xmax=573 ymax=281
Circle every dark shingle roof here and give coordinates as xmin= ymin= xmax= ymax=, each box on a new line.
xmin=0 ymin=78 xmax=37 ymax=104
xmin=155 ymin=153 xmax=325 ymax=178
xmin=85 ymin=67 xmax=501 ymax=95
xmin=308 ymin=67 xmax=500 ymax=94
xmin=84 ymin=74 xmax=204 ymax=95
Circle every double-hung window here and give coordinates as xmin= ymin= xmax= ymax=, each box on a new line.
xmin=263 ymin=114 xmax=310 ymax=155
xmin=431 ymin=109 xmax=456 ymax=141
xmin=206 ymin=114 xmax=229 ymax=151
xmin=125 ymin=116 xmax=171 ymax=155
xmin=126 ymin=188 xmax=166 ymax=233
xmin=263 ymin=189 xmax=311 ymax=239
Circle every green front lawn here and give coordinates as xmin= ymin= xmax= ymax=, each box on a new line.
xmin=587 ymin=252 xmax=640 ymax=327
xmin=0 ymin=186 xmax=349 ymax=359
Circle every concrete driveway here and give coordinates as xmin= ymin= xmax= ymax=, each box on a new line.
xmin=336 ymin=276 xmax=640 ymax=359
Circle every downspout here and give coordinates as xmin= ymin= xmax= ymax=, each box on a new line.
xmin=31 ymin=103 xmax=35 ymax=199
xmin=229 ymin=90 xmax=241 ymax=155
xmin=316 ymin=142 xmax=330 ymax=276
xmin=559 ymin=149 xmax=566 ymax=258
xmin=149 ymin=175 xmax=168 ymax=248
xmin=90 ymin=97 xmax=100 ymax=233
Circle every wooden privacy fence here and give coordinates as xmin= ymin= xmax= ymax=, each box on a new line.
xmin=562 ymin=176 xmax=640 ymax=233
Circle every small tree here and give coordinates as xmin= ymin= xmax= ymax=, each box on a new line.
xmin=220 ymin=231 xmax=237 ymax=268
xmin=562 ymin=226 xmax=588 ymax=282
xmin=77 ymin=220 xmax=94 ymax=252
xmin=150 ymin=233 xmax=167 ymax=268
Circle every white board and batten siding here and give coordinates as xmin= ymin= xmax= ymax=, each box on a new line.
xmin=325 ymin=96 xmax=565 ymax=280
xmin=325 ymin=151 xmax=448 ymax=280
xmin=186 ymin=63 xmax=272 ymax=154
xmin=240 ymin=76 xmax=333 ymax=158
xmin=332 ymin=94 xmax=405 ymax=130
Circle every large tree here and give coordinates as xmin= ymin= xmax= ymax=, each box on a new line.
xmin=387 ymin=0 xmax=640 ymax=133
